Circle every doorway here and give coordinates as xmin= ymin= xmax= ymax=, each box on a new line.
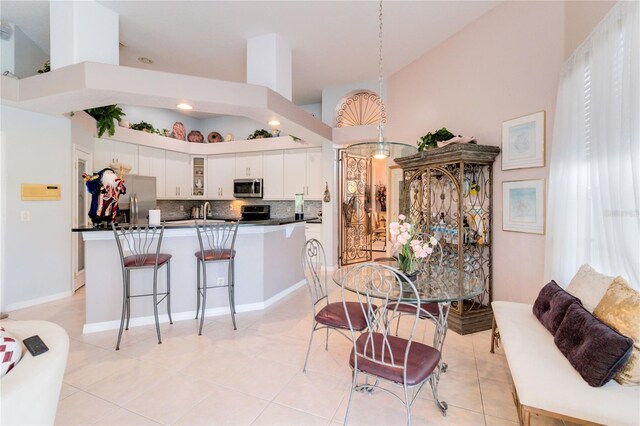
xmin=72 ymin=146 xmax=91 ymax=292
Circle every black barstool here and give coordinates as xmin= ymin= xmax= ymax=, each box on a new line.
xmin=195 ymin=220 xmax=239 ymax=335
xmin=112 ymin=224 xmax=173 ymax=350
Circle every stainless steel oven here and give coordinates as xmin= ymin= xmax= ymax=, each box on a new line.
xmin=233 ymin=178 xmax=263 ymax=198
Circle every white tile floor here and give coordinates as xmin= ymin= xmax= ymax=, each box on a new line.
xmin=6 ymin=280 xmax=572 ymax=426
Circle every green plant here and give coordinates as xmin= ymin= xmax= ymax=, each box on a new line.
xmin=37 ymin=60 xmax=50 ymax=74
xmin=131 ymin=121 xmax=156 ymax=133
xmin=247 ymin=129 xmax=273 ymax=139
xmin=417 ymin=127 xmax=455 ymax=151
xmin=84 ymin=105 xmax=126 ymax=138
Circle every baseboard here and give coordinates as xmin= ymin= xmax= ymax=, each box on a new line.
xmin=82 ymin=279 xmax=306 ymax=334
xmin=4 ymin=291 xmax=73 ymax=312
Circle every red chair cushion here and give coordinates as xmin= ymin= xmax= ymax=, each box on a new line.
xmin=315 ymin=302 xmax=375 ymax=331
xmin=350 ymin=332 xmax=441 ymax=386
xmin=195 ymin=249 xmax=235 ymax=261
xmin=387 ymin=302 xmax=447 ymax=318
xmin=123 ymin=253 xmax=171 ymax=267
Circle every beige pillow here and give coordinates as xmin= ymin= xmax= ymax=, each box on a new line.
xmin=593 ymin=276 xmax=640 ymax=386
xmin=565 ymin=264 xmax=615 ymax=312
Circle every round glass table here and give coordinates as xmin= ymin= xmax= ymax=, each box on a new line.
xmin=332 ymin=262 xmax=484 ymax=415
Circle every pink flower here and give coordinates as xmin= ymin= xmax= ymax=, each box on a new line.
xmin=398 ymin=214 xmax=406 ymax=221
xmin=430 ymin=237 xmax=438 ymax=245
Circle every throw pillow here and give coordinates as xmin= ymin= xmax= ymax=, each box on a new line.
xmin=554 ymin=303 xmax=633 ymax=387
xmin=0 ymin=326 xmax=23 ymax=378
xmin=593 ymin=276 xmax=640 ymax=386
xmin=565 ymin=264 xmax=615 ymax=313
xmin=532 ymin=281 xmax=582 ymax=334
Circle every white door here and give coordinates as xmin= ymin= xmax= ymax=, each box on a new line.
xmin=283 ymin=150 xmax=306 ymax=199
xmin=73 ymin=146 xmax=92 ymax=292
xmin=262 ymin=150 xmax=284 ymax=200
xmin=207 ymin=154 xmax=235 ymax=200
xmin=138 ymin=146 xmax=166 ymax=198
xmin=235 ymin=153 xmax=263 ymax=178
xmin=165 ymin=151 xmax=190 ymax=198
xmin=93 ymin=139 xmax=113 ymax=171
xmin=305 ymin=147 xmax=323 ymax=200
xmin=112 ymin=141 xmax=138 ymax=175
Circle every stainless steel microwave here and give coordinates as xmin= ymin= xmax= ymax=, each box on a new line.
xmin=233 ymin=179 xmax=263 ymax=198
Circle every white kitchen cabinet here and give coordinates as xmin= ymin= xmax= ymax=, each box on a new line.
xmin=283 ymin=150 xmax=307 ymax=198
xmin=138 ymin=146 xmax=166 ymax=198
xmin=93 ymin=140 xmax=138 ymax=174
xmin=165 ymin=151 xmax=190 ymax=198
xmin=190 ymin=156 xmax=206 ymax=199
xmin=305 ymin=147 xmax=323 ymax=200
xmin=207 ymin=154 xmax=235 ymax=200
xmin=235 ymin=152 xmax=263 ymax=178
xmin=283 ymin=148 xmax=323 ymax=200
xmin=262 ymin=150 xmax=284 ymax=200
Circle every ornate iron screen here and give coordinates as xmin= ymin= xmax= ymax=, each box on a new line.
xmin=335 ymin=91 xmax=386 ymax=128
xmin=339 ymin=150 xmax=372 ymax=265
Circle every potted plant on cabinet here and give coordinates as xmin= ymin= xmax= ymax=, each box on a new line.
xmin=84 ymin=105 xmax=126 ymax=138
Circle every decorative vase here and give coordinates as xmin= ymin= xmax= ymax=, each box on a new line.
xmin=399 ymin=270 xmax=418 ymax=284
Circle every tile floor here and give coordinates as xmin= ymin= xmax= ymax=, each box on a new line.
xmin=6 ymin=279 xmax=571 ymax=426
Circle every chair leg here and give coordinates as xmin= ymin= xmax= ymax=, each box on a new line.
xmin=166 ymin=261 xmax=173 ymax=325
xmin=403 ymin=383 xmax=412 ymax=426
xmin=429 ymin=375 xmax=448 ymax=416
xmin=153 ymin=265 xmax=162 ymax=344
xmin=344 ymin=369 xmax=358 ymax=426
xmin=199 ymin=261 xmax=207 ymax=336
xmin=125 ymin=270 xmax=131 ymax=330
xmin=302 ymin=322 xmax=316 ymax=373
xmin=228 ymin=259 xmax=236 ymax=330
xmin=116 ymin=269 xmax=128 ymax=351
xmin=195 ymin=259 xmax=201 ymax=319
xmin=325 ymin=327 xmax=329 ymax=350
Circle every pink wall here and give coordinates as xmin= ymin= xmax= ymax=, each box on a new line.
xmin=387 ymin=1 xmax=612 ymax=303
xmin=387 ymin=1 xmax=610 ymax=304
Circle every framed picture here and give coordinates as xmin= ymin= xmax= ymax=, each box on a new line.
xmin=503 ymin=179 xmax=545 ymax=234
xmin=502 ymin=111 xmax=545 ymax=170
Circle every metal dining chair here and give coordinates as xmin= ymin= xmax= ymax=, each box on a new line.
xmin=112 ymin=223 xmax=173 ymax=350
xmin=302 ymin=239 xmax=374 ymax=372
xmin=194 ymin=220 xmax=239 ymax=335
xmin=341 ymin=263 xmax=446 ymax=425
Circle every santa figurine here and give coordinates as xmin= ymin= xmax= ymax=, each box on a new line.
xmin=83 ymin=168 xmax=126 ymax=227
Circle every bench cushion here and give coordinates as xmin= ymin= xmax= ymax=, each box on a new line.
xmin=492 ymin=301 xmax=640 ymax=425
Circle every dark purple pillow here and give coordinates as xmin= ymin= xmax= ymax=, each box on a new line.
xmin=554 ymin=303 xmax=634 ymax=387
xmin=532 ymin=281 xmax=581 ymax=334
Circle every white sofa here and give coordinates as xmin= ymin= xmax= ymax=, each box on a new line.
xmin=0 ymin=320 xmax=69 ymax=426
xmin=492 ymin=301 xmax=640 ymax=426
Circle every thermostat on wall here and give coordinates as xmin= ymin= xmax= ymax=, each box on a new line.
xmin=21 ymin=184 xmax=61 ymax=201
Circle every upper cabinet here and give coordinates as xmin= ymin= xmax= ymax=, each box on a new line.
xmin=207 ymin=154 xmax=235 ymax=200
xmin=283 ymin=148 xmax=323 ymax=200
xmin=94 ymin=140 xmax=139 ymax=174
xmin=191 ymin=156 xmax=206 ymax=199
xmin=262 ymin=150 xmax=284 ymax=200
xmin=235 ymin=152 xmax=263 ymax=178
xmin=165 ymin=151 xmax=190 ymax=199
xmin=138 ymin=146 xmax=166 ymax=198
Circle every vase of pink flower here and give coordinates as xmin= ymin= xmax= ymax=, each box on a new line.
xmin=389 ymin=214 xmax=438 ymax=276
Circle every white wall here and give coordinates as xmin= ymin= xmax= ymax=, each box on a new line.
xmin=1 ymin=106 xmax=72 ymax=311
xmin=120 ymin=105 xmax=202 ymax=135
xmin=13 ymin=26 xmax=48 ymax=78
xmin=299 ymin=103 xmax=322 ymax=120
xmin=0 ymin=22 xmax=15 ymax=76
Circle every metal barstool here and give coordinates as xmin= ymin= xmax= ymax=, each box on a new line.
xmin=195 ymin=220 xmax=239 ymax=335
xmin=112 ymin=224 xmax=173 ymax=350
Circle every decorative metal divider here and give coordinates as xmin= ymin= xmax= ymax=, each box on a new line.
xmin=338 ymin=150 xmax=373 ymax=266
xmin=396 ymin=145 xmax=500 ymax=334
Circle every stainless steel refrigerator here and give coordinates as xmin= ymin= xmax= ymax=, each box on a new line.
xmin=118 ymin=175 xmax=157 ymax=224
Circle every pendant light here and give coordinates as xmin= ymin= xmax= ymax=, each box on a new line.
xmin=345 ymin=0 xmax=418 ymax=160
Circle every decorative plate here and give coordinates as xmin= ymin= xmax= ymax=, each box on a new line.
xmin=171 ymin=122 xmax=186 ymax=141
xmin=188 ymin=130 xmax=204 ymax=143
xmin=207 ymin=132 xmax=223 ymax=143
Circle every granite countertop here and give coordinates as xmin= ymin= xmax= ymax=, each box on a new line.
xmin=72 ymin=217 xmax=317 ymax=232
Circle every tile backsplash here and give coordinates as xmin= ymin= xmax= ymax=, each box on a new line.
xmin=157 ymin=199 xmax=322 ymax=220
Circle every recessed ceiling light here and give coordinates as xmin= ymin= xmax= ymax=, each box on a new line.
xmin=268 ymin=120 xmax=280 ymax=126
xmin=137 ymin=56 xmax=153 ymax=64
xmin=176 ymin=103 xmax=193 ymax=110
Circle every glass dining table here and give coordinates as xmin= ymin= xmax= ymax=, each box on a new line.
xmin=332 ymin=261 xmax=484 ymax=414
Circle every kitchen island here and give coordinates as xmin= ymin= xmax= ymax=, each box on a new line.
xmin=73 ymin=218 xmax=311 ymax=333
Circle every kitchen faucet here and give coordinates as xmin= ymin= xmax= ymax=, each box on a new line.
xmin=202 ymin=201 xmax=211 ymax=221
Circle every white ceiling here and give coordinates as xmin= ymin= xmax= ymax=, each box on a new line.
xmin=0 ymin=1 xmax=499 ymax=105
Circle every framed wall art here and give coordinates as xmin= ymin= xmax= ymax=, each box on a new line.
xmin=503 ymin=179 xmax=545 ymax=234
xmin=502 ymin=111 xmax=545 ymax=170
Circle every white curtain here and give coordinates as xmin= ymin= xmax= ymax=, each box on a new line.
xmin=545 ymin=1 xmax=639 ymax=288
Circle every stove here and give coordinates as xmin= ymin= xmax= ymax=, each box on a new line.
xmin=240 ymin=205 xmax=271 ymax=221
